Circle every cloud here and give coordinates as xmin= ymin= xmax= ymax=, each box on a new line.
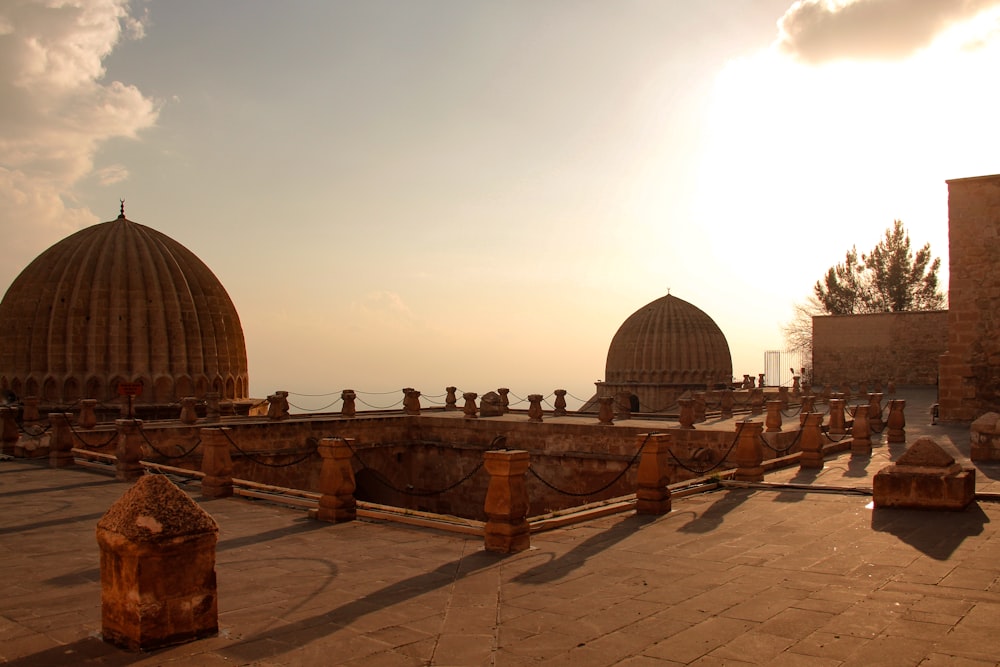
xmin=0 ymin=0 xmax=157 ymax=284
xmin=777 ymin=0 xmax=1000 ymax=62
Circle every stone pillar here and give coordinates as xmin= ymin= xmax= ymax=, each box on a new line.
xmin=886 ymin=399 xmax=906 ymax=444
xmin=778 ymin=386 xmax=790 ymax=408
xmin=677 ymin=398 xmax=695 ymax=429
xmin=851 ymin=405 xmax=872 ymax=457
xmin=799 ymin=395 xmax=815 ymax=425
xmin=868 ymin=393 xmax=884 ymax=433
xmin=48 ymin=412 xmax=75 ymax=468
xmin=341 ymin=390 xmax=357 ymax=418
xmin=179 ymin=397 xmax=199 ymax=425
xmin=765 ymin=400 xmax=783 ymax=433
xmin=527 ymin=394 xmax=544 ymax=423
xmin=743 ymin=374 xmax=753 ymax=389
xmin=205 ymin=392 xmax=221 ymax=421
xmin=266 ymin=391 xmax=289 ymax=420
xmin=828 ymin=399 xmax=846 ymax=437
xmin=78 ymin=399 xmax=98 ymax=430
xmin=750 ymin=388 xmax=764 ymax=416
xmin=839 ymin=383 xmax=852 ymax=402
xmin=444 ymin=387 xmax=458 ymax=411
xmin=22 ymin=396 xmax=40 ymax=424
xmin=402 ymin=388 xmax=421 ymax=416
xmin=720 ymin=389 xmax=734 ymax=419
xmin=636 ymin=433 xmax=672 ymax=515
xmin=616 ymin=391 xmax=633 ymax=421
xmin=316 ymin=437 xmax=356 ymax=523
xmin=498 ymin=388 xmax=511 ymax=414
xmin=874 ymin=379 xmax=883 ymax=393
xmin=887 ymin=379 xmax=896 ymax=395
xmin=553 ymin=389 xmax=567 ymax=416
xmin=758 ymin=373 xmax=766 ymax=388
xmin=734 ymin=421 xmax=765 ymax=482
xmin=859 ymin=381 xmax=869 ymax=395
xmin=802 ymin=379 xmax=812 ymax=396
xmin=792 ymin=376 xmax=801 ymax=397
xmin=200 ymin=427 xmax=233 ymax=499
xmin=799 ymin=413 xmax=825 ymax=469
xmin=0 ymin=407 xmax=19 ymax=456
xmin=483 ymin=449 xmax=530 ymax=553
xmin=873 ymin=437 xmax=975 ymax=510
xmin=692 ymin=392 xmax=706 ymax=423
xmin=115 ymin=419 xmax=144 ymax=482
xmin=97 ymin=474 xmax=219 ymax=651
xmin=462 ymin=392 xmax=478 ymax=419
xmin=597 ymin=396 xmax=615 ymax=426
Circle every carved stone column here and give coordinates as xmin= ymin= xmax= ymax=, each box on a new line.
xmin=48 ymin=412 xmax=75 ymax=468
xmin=205 ymin=392 xmax=221 ymax=421
xmin=868 ymin=393 xmax=884 ymax=433
xmin=677 ymin=398 xmax=695 ymax=430
xmin=636 ymin=433 xmax=672 ymax=515
xmin=828 ymin=399 xmax=846 ymax=437
xmin=498 ymin=388 xmax=510 ymax=414
xmin=758 ymin=373 xmax=766 ymax=389
xmin=78 ymin=399 xmax=98 ymax=430
xmin=527 ymin=395 xmax=544 ymax=423
xmin=266 ymin=391 xmax=289 ymax=420
xmin=792 ymin=376 xmax=801 ymax=397
xmin=553 ymin=389 xmax=567 ymax=416
xmin=115 ymin=419 xmax=144 ymax=482
xmin=341 ymin=390 xmax=357 ymax=418
xmin=444 ymin=387 xmax=458 ymax=411
xmin=316 ymin=437 xmax=356 ymax=523
xmin=200 ymin=427 xmax=233 ymax=498
xmin=483 ymin=449 xmax=531 ymax=553
xmin=734 ymin=421 xmax=765 ymax=482
xmin=750 ymin=388 xmax=764 ymax=415
xmin=778 ymin=386 xmax=790 ymax=408
xmin=597 ymin=396 xmax=614 ymax=426
xmin=179 ymin=397 xmax=199 ymax=425
xmin=799 ymin=413 xmax=825 ymax=469
xmin=0 ymin=407 xmax=19 ymax=456
xmin=720 ymin=389 xmax=734 ymax=420
xmin=799 ymin=395 xmax=815 ymax=425
xmin=692 ymin=392 xmax=706 ymax=423
xmin=462 ymin=392 xmax=478 ymax=419
xmin=887 ymin=399 xmax=906 ymax=444
xmin=22 ymin=396 xmax=40 ymax=424
xmin=403 ymin=388 xmax=421 ymax=416
xmin=851 ymin=404 xmax=872 ymax=457
xmin=765 ymin=400 xmax=783 ymax=433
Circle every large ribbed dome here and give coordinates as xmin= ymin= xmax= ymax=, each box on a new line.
xmin=605 ymin=294 xmax=732 ymax=386
xmin=0 ymin=211 xmax=248 ymax=405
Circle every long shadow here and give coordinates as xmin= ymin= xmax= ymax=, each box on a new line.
xmin=678 ymin=487 xmax=752 ymax=534
xmin=772 ymin=468 xmax=821 ymax=504
xmin=0 ymin=636 xmax=136 ymax=667
xmin=512 ymin=513 xmax=659 ymax=585
xmin=0 ymin=511 xmax=107 ymax=536
xmin=974 ymin=462 xmax=1000 ymax=483
xmin=0 ymin=478 xmax=117 ymax=497
xmin=872 ymin=503 xmax=990 ymax=560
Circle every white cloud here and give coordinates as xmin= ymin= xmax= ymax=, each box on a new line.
xmin=777 ymin=0 xmax=1000 ymax=62
xmin=0 ymin=0 xmax=157 ymax=283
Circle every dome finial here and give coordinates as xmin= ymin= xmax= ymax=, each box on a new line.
xmin=119 ymin=198 xmax=125 ymax=219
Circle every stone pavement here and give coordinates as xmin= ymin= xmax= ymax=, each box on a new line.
xmin=2 ymin=388 xmax=1000 ymax=666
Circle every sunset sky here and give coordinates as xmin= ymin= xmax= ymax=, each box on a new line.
xmin=3 ymin=0 xmax=1000 ymax=409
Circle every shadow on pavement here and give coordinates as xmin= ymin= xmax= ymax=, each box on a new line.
xmin=871 ymin=502 xmax=990 ymax=560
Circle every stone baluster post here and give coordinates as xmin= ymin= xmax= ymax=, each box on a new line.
xmin=758 ymin=373 xmax=766 ymax=388
xmin=887 ymin=379 xmax=896 ymax=395
xmin=1 ymin=407 xmax=19 ymax=456
xmin=677 ymin=398 xmax=695 ymax=429
xmin=316 ymin=437 xmax=356 ymax=523
xmin=527 ymin=394 xmax=544 ymax=423
xmin=115 ymin=419 xmax=144 ymax=482
xmin=200 ymin=427 xmax=233 ymax=498
xmin=821 ymin=385 xmax=832 ymax=402
xmin=874 ymin=379 xmax=883 ymax=393
xmin=402 ymin=388 xmax=421 ymax=416
xmin=750 ymin=388 xmax=764 ymax=416
xmin=868 ymin=393 xmax=884 ymax=433
xmin=692 ymin=392 xmax=706 ymax=423
xmin=828 ymin=398 xmax=846 ymax=437
xmin=550 ymin=389 xmax=566 ymax=416
xmin=792 ymin=376 xmax=801 ymax=397
xmin=179 ymin=397 xmax=199 ymax=425
xmin=799 ymin=413 xmax=825 ymax=469
xmin=266 ymin=391 xmax=289 ymax=420
xmin=78 ymin=399 xmax=98 ymax=430
xmin=205 ymin=392 xmax=221 ymax=421
xmin=799 ymin=395 xmax=816 ymax=425
xmin=616 ymin=391 xmax=633 ymax=421
xmin=48 ymin=412 xmax=75 ymax=468
xmin=483 ymin=449 xmax=531 ymax=553
xmin=462 ymin=392 xmax=478 ymax=419
xmin=840 ymin=383 xmax=852 ymax=402
xmin=851 ymin=404 xmax=872 ymax=457
xmin=341 ymin=390 xmax=357 ymax=418
xmin=720 ymin=389 xmax=734 ymax=420
xmin=597 ymin=396 xmax=615 ymax=426
xmin=765 ymin=400 xmax=783 ymax=433
xmin=802 ymin=379 xmax=812 ymax=396
xmin=444 ymin=387 xmax=458 ymax=411
xmin=734 ymin=421 xmax=765 ymax=482
xmin=495 ymin=388 xmax=509 ymax=414
xmin=636 ymin=433 xmax=673 ymax=515
xmin=778 ymin=386 xmax=790 ymax=408
xmin=859 ymin=381 xmax=869 ymax=395
xmin=743 ymin=374 xmax=753 ymax=389
xmin=22 ymin=396 xmax=40 ymax=424
xmin=887 ymin=399 xmax=906 ymax=444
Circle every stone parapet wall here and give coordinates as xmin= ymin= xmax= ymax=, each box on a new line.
xmin=812 ymin=311 xmax=947 ymax=387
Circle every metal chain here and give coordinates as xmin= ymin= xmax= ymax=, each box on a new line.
xmin=133 ymin=420 xmax=202 ymax=460
xmin=339 ymin=436 xmax=489 ymax=497
xmin=220 ymin=428 xmax=318 ymax=467
xmin=665 ymin=422 xmax=745 ymax=475
xmin=525 ymin=432 xmax=654 ymax=497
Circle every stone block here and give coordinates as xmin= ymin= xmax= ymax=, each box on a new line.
xmin=97 ymin=475 xmax=219 ymax=651
xmin=970 ymin=412 xmax=1000 ymax=462
xmin=873 ymin=437 xmax=976 ymax=511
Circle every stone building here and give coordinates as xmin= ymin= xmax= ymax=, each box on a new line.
xmin=595 ymin=293 xmax=732 ymax=412
xmin=0 ymin=206 xmax=249 ymax=411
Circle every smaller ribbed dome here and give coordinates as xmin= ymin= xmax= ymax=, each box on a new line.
xmin=605 ymin=294 xmax=732 ymax=386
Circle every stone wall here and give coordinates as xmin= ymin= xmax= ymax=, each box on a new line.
xmin=812 ymin=311 xmax=947 ymax=387
xmin=939 ymin=174 xmax=1000 ymax=421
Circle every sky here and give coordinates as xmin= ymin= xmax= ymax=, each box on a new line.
xmin=3 ymin=0 xmax=1000 ymax=411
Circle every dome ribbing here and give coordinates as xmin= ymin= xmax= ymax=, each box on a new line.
xmin=0 ymin=214 xmax=248 ymax=405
